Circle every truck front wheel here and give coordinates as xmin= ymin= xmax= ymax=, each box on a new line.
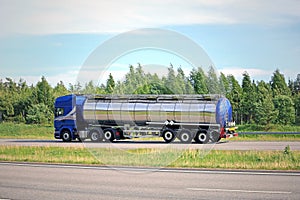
xmin=61 ymin=129 xmax=72 ymax=142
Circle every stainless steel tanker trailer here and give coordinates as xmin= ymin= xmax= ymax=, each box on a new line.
xmin=54 ymin=94 xmax=238 ymax=143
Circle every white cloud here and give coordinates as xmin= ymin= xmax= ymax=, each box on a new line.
xmin=0 ymin=67 xmax=80 ymax=87
xmin=1 ymin=0 xmax=299 ymax=36
xmin=219 ymin=67 xmax=268 ymax=83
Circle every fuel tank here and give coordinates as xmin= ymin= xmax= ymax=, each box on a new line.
xmin=82 ymin=95 xmax=232 ymax=127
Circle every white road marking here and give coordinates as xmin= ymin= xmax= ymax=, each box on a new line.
xmin=187 ymin=187 xmax=292 ymax=194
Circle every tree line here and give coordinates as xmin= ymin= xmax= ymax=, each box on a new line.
xmin=0 ymin=64 xmax=299 ymax=126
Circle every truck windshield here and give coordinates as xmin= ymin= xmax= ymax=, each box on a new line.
xmin=55 ymin=108 xmax=64 ymax=117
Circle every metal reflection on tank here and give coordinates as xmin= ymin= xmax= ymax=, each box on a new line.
xmin=83 ymin=95 xmax=223 ymax=126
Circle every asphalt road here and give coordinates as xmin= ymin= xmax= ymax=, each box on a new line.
xmin=0 ymin=162 xmax=299 ymax=200
xmin=0 ymin=139 xmax=300 ymax=150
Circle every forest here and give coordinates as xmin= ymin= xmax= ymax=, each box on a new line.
xmin=0 ymin=64 xmax=299 ymax=126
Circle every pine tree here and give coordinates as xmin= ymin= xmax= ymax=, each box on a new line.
xmin=206 ymin=66 xmax=221 ymax=94
xmin=175 ymin=67 xmax=186 ymax=94
xmin=270 ymin=69 xmax=291 ymax=96
xmin=189 ymin=67 xmax=208 ymax=94
xmin=15 ymin=79 xmax=32 ymax=122
xmin=219 ymin=72 xmax=228 ymax=95
xmin=273 ymin=95 xmax=295 ymax=125
xmin=135 ymin=63 xmax=146 ymax=88
xmin=226 ymin=75 xmax=242 ymax=124
xmin=164 ymin=64 xmax=177 ymax=94
xmin=69 ymin=82 xmax=82 ymax=94
xmin=240 ymin=72 xmax=256 ymax=123
xmin=53 ymin=81 xmax=69 ymax=98
xmin=185 ymin=79 xmax=194 ymax=94
xmin=124 ymin=65 xmax=136 ymax=94
xmin=106 ymin=73 xmax=115 ymax=94
xmin=31 ymin=76 xmax=54 ymax=110
xmin=293 ymin=74 xmax=300 ymax=94
xmin=82 ymin=81 xmax=97 ymax=94
xmin=254 ymin=81 xmax=277 ymax=125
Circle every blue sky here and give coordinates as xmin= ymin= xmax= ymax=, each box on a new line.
xmin=0 ymin=0 xmax=299 ymax=86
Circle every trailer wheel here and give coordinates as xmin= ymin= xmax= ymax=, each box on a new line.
xmin=194 ymin=130 xmax=209 ymax=144
xmin=90 ymin=130 xmax=102 ymax=142
xmin=61 ymin=129 xmax=72 ymax=142
xmin=103 ymin=129 xmax=115 ymax=142
xmin=210 ymin=130 xmax=221 ymax=143
xmin=178 ymin=129 xmax=193 ymax=143
xmin=162 ymin=129 xmax=176 ymax=143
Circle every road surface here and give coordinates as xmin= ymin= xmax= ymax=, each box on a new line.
xmin=0 ymin=139 xmax=300 ymax=150
xmin=0 ymin=162 xmax=299 ymax=200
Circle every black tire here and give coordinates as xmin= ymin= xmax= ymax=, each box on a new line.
xmin=178 ymin=129 xmax=193 ymax=143
xmin=103 ymin=129 xmax=115 ymax=142
xmin=61 ymin=129 xmax=72 ymax=142
xmin=194 ymin=130 xmax=209 ymax=144
xmin=90 ymin=129 xmax=102 ymax=142
xmin=210 ymin=130 xmax=221 ymax=143
xmin=162 ymin=129 xmax=176 ymax=143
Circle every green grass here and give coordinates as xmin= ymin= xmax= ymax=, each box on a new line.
xmin=233 ymin=124 xmax=300 ymax=141
xmin=0 ymin=122 xmax=300 ymax=141
xmin=0 ymin=123 xmax=53 ymax=139
xmin=175 ymin=148 xmax=299 ymax=170
xmin=238 ymin=124 xmax=300 ymax=132
xmin=0 ymin=146 xmax=299 ymax=170
xmin=231 ymin=134 xmax=300 ymax=141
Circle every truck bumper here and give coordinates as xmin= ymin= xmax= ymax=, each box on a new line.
xmin=223 ymin=132 xmax=238 ymax=139
xmin=54 ymin=130 xmax=61 ymax=139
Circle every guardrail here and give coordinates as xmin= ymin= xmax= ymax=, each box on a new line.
xmin=239 ymin=132 xmax=300 ymax=135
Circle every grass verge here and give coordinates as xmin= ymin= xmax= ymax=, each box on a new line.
xmin=1 ymin=122 xmax=300 ymax=141
xmin=0 ymin=123 xmax=53 ymax=139
xmin=231 ymin=134 xmax=300 ymax=141
xmin=238 ymin=124 xmax=300 ymax=132
xmin=0 ymin=146 xmax=299 ymax=170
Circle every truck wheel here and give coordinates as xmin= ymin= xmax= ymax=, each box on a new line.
xmin=90 ymin=130 xmax=102 ymax=142
xmin=210 ymin=131 xmax=220 ymax=143
xmin=103 ymin=129 xmax=115 ymax=142
xmin=194 ymin=130 xmax=209 ymax=144
xmin=61 ymin=129 xmax=72 ymax=142
xmin=162 ymin=129 xmax=176 ymax=143
xmin=178 ymin=129 xmax=193 ymax=143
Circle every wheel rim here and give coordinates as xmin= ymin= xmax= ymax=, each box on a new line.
xmin=181 ymin=133 xmax=190 ymax=142
xmin=63 ymin=132 xmax=70 ymax=140
xmin=198 ymin=133 xmax=206 ymax=142
xmin=91 ymin=132 xmax=98 ymax=141
xmin=164 ymin=131 xmax=173 ymax=141
xmin=104 ymin=131 xmax=112 ymax=140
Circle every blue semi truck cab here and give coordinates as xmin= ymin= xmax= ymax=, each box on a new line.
xmin=54 ymin=94 xmax=86 ymax=142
